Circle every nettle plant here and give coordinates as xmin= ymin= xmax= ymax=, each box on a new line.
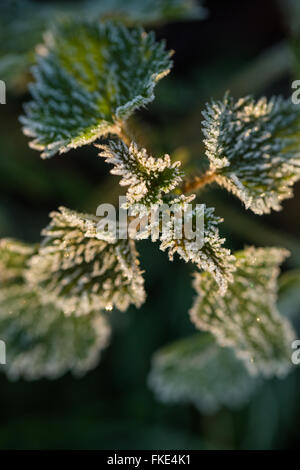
xmin=1 ymin=13 xmax=300 ymax=412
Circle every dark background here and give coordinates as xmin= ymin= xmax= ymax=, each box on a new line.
xmin=0 ymin=0 xmax=299 ymax=449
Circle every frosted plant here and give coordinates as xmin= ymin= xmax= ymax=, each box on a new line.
xmin=155 ymin=195 xmax=236 ymax=294
xmin=0 ymin=236 xmax=110 ymax=380
xmin=200 ymin=93 xmax=300 ymax=214
xmin=0 ymin=10 xmax=297 ymax=406
xmin=20 ymin=21 xmax=172 ymax=158
xmin=25 ymin=207 xmax=146 ymax=316
xmin=98 ymin=140 xmax=235 ymax=292
xmin=190 ymin=247 xmax=296 ymax=377
xmin=98 ymin=140 xmax=183 ymax=207
xmin=0 ymin=284 xmax=110 ymax=380
xmin=149 ymin=333 xmax=260 ymax=414
xmin=0 ymin=238 xmax=35 ymax=284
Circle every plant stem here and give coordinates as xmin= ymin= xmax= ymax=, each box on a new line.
xmin=116 ymin=122 xmax=133 ymax=146
xmin=182 ymin=171 xmax=216 ymax=194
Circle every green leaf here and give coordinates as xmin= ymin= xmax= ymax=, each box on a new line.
xmin=202 ymin=93 xmax=300 ymax=214
xmin=0 ymin=238 xmax=35 ymax=284
xmin=0 ymin=284 xmax=110 ymax=380
xmin=0 ymin=235 xmax=111 ymax=380
xmin=190 ymin=247 xmax=295 ymax=377
xmin=149 ymin=333 xmax=260 ymax=414
xmin=98 ymin=140 xmax=183 ymax=207
xmin=156 ymin=196 xmax=235 ymax=294
xmin=25 ymin=207 xmax=146 ymax=315
xmin=21 ymin=20 xmax=172 ymax=158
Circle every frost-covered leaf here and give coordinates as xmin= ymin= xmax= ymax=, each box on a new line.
xmin=98 ymin=140 xmax=183 ymax=207
xmin=149 ymin=333 xmax=260 ymax=414
xmin=202 ymin=93 xmax=300 ymax=214
xmin=156 ymin=196 xmax=235 ymax=294
xmin=0 ymin=284 xmax=110 ymax=380
xmin=0 ymin=238 xmax=35 ymax=284
xmin=21 ymin=21 xmax=172 ymax=158
xmin=25 ymin=207 xmax=146 ymax=315
xmin=190 ymin=247 xmax=295 ymax=377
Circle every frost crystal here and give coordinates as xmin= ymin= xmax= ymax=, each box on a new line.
xmin=25 ymin=207 xmax=146 ymax=315
xmin=190 ymin=247 xmax=296 ymax=377
xmin=149 ymin=333 xmax=260 ymax=414
xmin=20 ymin=21 xmax=172 ymax=158
xmin=98 ymin=140 xmax=183 ymax=207
xmin=202 ymin=93 xmax=300 ymax=214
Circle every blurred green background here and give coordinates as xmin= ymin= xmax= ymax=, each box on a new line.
xmin=0 ymin=0 xmax=300 ymax=450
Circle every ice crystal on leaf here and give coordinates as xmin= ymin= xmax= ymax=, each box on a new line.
xmin=25 ymin=207 xmax=146 ymax=315
xmin=98 ymin=140 xmax=235 ymax=293
xmin=149 ymin=333 xmax=260 ymax=414
xmin=156 ymin=196 xmax=235 ymax=294
xmin=0 ymin=238 xmax=35 ymax=284
xmin=20 ymin=21 xmax=172 ymax=158
xmin=98 ymin=140 xmax=183 ymax=207
xmin=190 ymin=247 xmax=296 ymax=377
xmin=0 ymin=284 xmax=110 ymax=380
xmin=0 ymin=235 xmax=111 ymax=380
xmin=202 ymin=93 xmax=300 ymax=214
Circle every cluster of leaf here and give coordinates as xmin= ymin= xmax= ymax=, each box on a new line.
xmin=98 ymin=139 xmax=236 ymax=293
xmin=149 ymin=247 xmax=298 ymax=413
xmin=0 ymin=0 xmax=204 ymax=91
xmin=0 ymin=239 xmax=111 ymax=380
xmin=2 ymin=11 xmax=299 ymax=417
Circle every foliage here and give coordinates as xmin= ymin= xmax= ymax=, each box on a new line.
xmin=25 ymin=206 xmax=146 ymax=315
xmin=0 ymin=238 xmax=110 ymax=380
xmin=202 ymin=93 xmax=300 ymax=214
xmin=21 ymin=21 xmax=172 ymax=158
xmin=190 ymin=247 xmax=295 ymax=377
xmin=149 ymin=333 xmax=260 ymax=414
xmin=98 ymin=140 xmax=183 ymax=207
xmin=1 ymin=3 xmax=299 ymax=427
xmin=0 ymin=285 xmax=110 ymax=380
xmin=98 ymin=139 xmax=235 ymax=293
